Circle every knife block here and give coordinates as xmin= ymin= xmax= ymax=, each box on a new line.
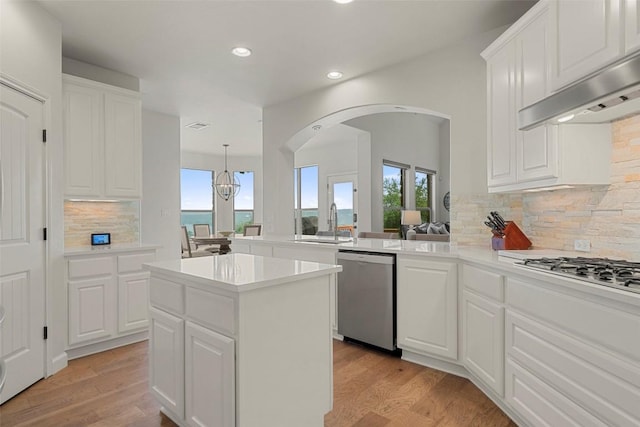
xmin=491 ymin=221 xmax=532 ymax=250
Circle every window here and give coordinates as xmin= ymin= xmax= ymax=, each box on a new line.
xmin=180 ymin=168 xmax=215 ymax=237
xmin=234 ymin=171 xmax=254 ymax=233
xmin=294 ymin=165 xmax=319 ymax=235
xmin=415 ymin=168 xmax=435 ymax=223
xmin=382 ymin=161 xmax=407 ymax=233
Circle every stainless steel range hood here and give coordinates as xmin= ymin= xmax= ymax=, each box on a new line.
xmin=519 ymin=52 xmax=640 ymax=130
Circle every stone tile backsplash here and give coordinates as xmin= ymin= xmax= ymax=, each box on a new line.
xmin=64 ymin=200 xmax=140 ymax=248
xmin=452 ymin=114 xmax=640 ymax=260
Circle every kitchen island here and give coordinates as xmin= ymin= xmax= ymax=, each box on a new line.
xmin=144 ymin=253 xmax=341 ymax=427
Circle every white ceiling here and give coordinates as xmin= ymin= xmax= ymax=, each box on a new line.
xmin=37 ymin=0 xmax=535 ymax=156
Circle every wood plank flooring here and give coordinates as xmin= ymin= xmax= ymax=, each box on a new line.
xmin=0 ymin=340 xmax=515 ymax=426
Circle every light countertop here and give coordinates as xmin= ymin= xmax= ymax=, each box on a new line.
xmin=144 ymin=253 xmax=342 ymax=293
xmin=64 ymin=243 xmax=160 ymax=257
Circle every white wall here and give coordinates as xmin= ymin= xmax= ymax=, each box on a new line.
xmin=345 ymin=112 xmax=445 ymax=231
xmin=438 ymin=120 xmax=451 ymax=223
xmin=181 ymin=152 xmax=263 ymax=232
xmin=141 ymin=110 xmax=181 ymax=261
xmin=262 ymin=28 xmax=503 ymax=235
xmin=1 ymin=1 xmax=65 ymax=374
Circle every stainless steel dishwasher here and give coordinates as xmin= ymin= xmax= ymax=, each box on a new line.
xmin=337 ymin=250 xmax=397 ymax=351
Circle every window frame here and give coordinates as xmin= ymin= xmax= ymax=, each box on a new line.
xmin=382 ymin=160 xmax=409 ymax=233
xmin=233 ymin=170 xmax=255 ymax=234
xmin=415 ymin=167 xmax=436 ymax=224
xmin=294 ymin=164 xmax=319 ymax=235
xmin=180 ymin=168 xmax=215 ymax=237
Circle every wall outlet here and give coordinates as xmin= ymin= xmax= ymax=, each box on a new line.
xmin=574 ymin=239 xmax=591 ymax=252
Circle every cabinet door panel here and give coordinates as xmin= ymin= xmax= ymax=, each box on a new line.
xmin=487 ymin=44 xmax=517 ymax=187
xmin=397 ymin=258 xmax=457 ymax=359
xmin=104 ymin=93 xmax=141 ymax=197
xmin=118 ymin=272 xmax=150 ymax=333
xmin=185 ymin=321 xmax=235 ymax=427
xmin=551 ymin=0 xmax=622 ymax=91
xmin=149 ymin=307 xmax=184 ymax=419
xmin=63 ymin=83 xmax=103 ymax=197
xmin=68 ymin=277 xmax=115 ymax=345
xmin=462 ymin=290 xmax=504 ymax=396
xmin=625 ymin=0 xmax=640 ymax=54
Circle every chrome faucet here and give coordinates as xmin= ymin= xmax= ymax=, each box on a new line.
xmin=329 ymin=202 xmax=338 ymax=240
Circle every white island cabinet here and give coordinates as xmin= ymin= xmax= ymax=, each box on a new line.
xmin=145 ymin=253 xmax=341 ymax=427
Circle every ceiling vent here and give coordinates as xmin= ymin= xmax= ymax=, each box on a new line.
xmin=185 ymin=122 xmax=210 ymax=130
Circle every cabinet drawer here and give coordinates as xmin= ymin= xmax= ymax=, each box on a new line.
xmin=507 ymin=277 xmax=640 ymax=360
xmin=68 ymin=257 xmax=113 ymax=279
xmin=149 ymin=277 xmax=184 ymax=315
xmin=118 ymin=251 xmax=155 ymax=273
xmin=507 ymin=311 xmax=640 ymax=426
xmin=462 ymin=264 xmax=504 ymax=301
xmin=186 ymin=287 xmax=235 ymax=336
xmin=506 ymin=358 xmax=608 ymax=427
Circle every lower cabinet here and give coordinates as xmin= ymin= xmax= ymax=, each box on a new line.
xmin=66 ymin=249 xmax=156 ymax=351
xmin=397 ymin=256 xmax=458 ymax=360
xmin=68 ymin=276 xmax=116 ymax=345
xmin=461 ymin=263 xmax=505 ymax=396
xmin=149 ymin=307 xmax=184 ymax=419
xmin=185 ymin=321 xmax=235 ymax=427
xmin=505 ymin=277 xmax=640 ymax=426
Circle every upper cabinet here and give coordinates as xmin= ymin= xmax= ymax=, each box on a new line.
xmin=482 ymin=0 xmax=612 ymax=193
xmin=63 ymin=74 xmax=142 ymax=199
xmin=626 ymin=0 xmax=640 ymax=54
xmin=549 ymin=0 xmax=623 ymax=91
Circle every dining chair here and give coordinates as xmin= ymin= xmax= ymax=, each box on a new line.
xmin=181 ymin=226 xmax=212 ymax=258
xmin=193 ymin=223 xmax=212 ymax=249
xmin=244 ymin=224 xmax=262 ymax=236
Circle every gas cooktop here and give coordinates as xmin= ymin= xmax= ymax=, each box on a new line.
xmin=518 ymin=257 xmax=640 ymax=294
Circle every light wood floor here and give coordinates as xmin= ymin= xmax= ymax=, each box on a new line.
xmin=0 ymin=340 xmax=515 ymax=426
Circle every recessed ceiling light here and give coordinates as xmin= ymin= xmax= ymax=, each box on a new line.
xmin=327 ymin=71 xmax=343 ymax=80
xmin=232 ymin=47 xmax=252 ymax=57
xmin=333 ymin=0 xmax=354 ymax=4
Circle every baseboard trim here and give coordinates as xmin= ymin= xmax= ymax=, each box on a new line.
xmin=49 ymin=352 xmax=68 ymax=376
xmin=400 ymin=349 xmax=469 ymax=378
xmin=66 ymin=331 xmax=149 ymax=360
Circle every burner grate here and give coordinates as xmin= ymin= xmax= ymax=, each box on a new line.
xmin=520 ymin=257 xmax=640 ymax=294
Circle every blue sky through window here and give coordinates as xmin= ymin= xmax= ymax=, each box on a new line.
xmin=234 ymin=171 xmax=254 ymax=209
xmin=181 ymin=169 xmax=213 ymax=210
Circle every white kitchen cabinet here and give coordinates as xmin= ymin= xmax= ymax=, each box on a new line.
xmin=397 ymin=256 xmax=458 ymax=360
xmin=65 ymin=249 xmax=155 ymax=352
xmin=63 ymin=74 xmax=141 ymax=199
xmin=149 ymin=307 xmax=184 ymax=420
xmin=68 ymin=276 xmax=116 ymax=345
xmin=549 ymin=0 xmax=623 ymax=91
xmin=104 ymin=92 xmax=142 ymax=198
xmin=625 ymin=0 xmax=640 ymax=53
xmin=185 ymin=321 xmax=235 ymax=427
xmin=461 ymin=264 xmax=505 ymax=396
xmin=486 ymin=40 xmax=517 ymax=187
xmin=118 ymin=272 xmax=150 ymax=333
xmin=147 ymin=255 xmax=335 ymax=427
xmin=483 ymin=1 xmax=612 ymax=193
xmin=505 ymin=276 xmax=640 ymax=426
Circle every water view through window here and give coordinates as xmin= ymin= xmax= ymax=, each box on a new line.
xmin=181 ymin=168 xmax=214 ymax=237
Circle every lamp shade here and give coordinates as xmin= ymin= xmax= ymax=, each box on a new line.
xmin=401 ymin=210 xmax=422 ymax=226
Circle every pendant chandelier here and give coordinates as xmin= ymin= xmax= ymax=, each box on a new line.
xmin=214 ymin=144 xmax=240 ymax=201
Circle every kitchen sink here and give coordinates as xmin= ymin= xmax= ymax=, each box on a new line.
xmin=295 ymin=238 xmax=353 ymax=244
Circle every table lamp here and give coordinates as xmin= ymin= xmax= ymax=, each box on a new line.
xmin=401 ymin=210 xmax=422 ymax=240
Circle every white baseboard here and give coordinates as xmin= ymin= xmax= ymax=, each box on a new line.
xmin=401 ymin=349 xmax=469 ymax=378
xmin=49 ymin=352 xmax=68 ymax=376
xmin=66 ymin=331 xmax=149 ymax=360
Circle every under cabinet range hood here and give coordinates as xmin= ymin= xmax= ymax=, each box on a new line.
xmin=519 ymin=52 xmax=640 ymax=130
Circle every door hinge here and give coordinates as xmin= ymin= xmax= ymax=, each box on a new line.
xmin=43 ymin=326 xmax=48 ymax=340
xmin=42 ymin=129 xmax=47 ymax=143
xmin=43 ymin=227 xmax=47 ymax=241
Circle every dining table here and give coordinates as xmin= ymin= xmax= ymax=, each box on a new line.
xmin=191 ymin=235 xmax=232 ymax=255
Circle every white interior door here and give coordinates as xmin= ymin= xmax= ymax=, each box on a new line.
xmin=327 ymin=174 xmax=358 ymax=234
xmin=0 ymin=83 xmax=46 ymax=403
